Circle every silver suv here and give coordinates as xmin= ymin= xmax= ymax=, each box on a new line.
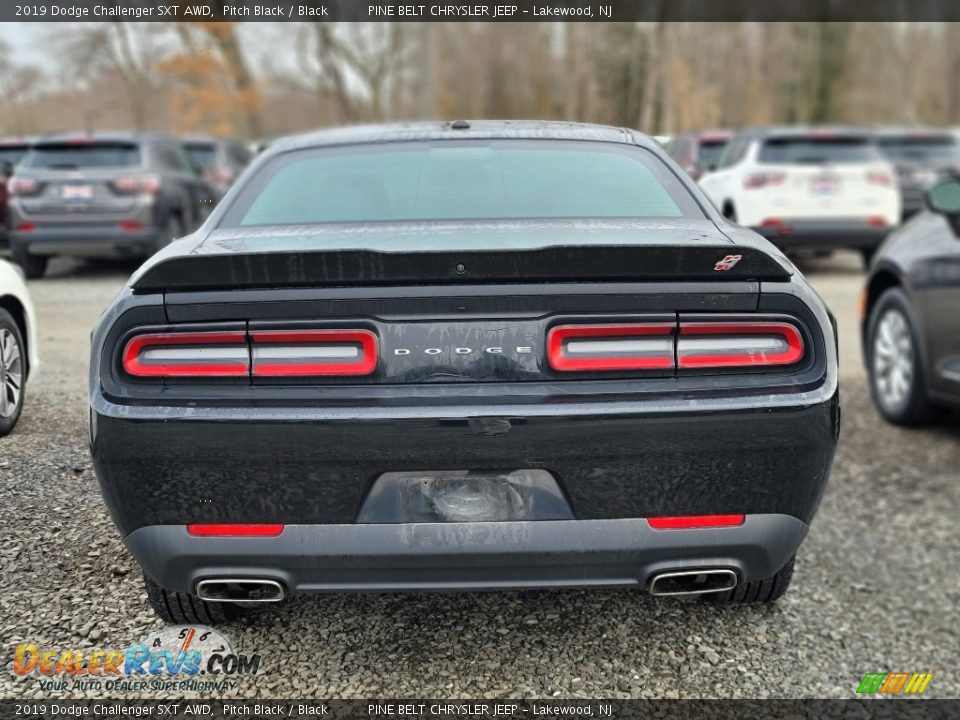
xmin=7 ymin=132 xmax=217 ymax=278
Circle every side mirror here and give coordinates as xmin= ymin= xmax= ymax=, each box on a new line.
xmin=926 ymin=179 xmax=960 ymax=236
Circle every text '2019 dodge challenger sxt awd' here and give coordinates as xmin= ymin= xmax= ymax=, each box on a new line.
xmin=90 ymin=121 xmax=839 ymax=624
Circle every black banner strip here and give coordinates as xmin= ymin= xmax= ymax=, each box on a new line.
xmin=7 ymin=0 xmax=960 ymax=23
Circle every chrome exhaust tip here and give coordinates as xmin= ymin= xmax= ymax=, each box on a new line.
xmin=649 ymin=569 xmax=738 ymax=596
xmin=196 ymin=578 xmax=285 ymax=603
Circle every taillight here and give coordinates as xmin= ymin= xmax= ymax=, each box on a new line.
xmin=547 ymin=323 xmax=675 ymax=372
xmin=866 ymin=215 xmax=888 ymax=228
xmin=205 ymin=168 xmax=234 ymax=186
xmin=9 ymin=177 xmax=41 ymax=196
xmin=743 ymin=172 xmax=785 ymax=189
xmin=14 ymin=222 xmax=36 ymax=232
xmin=677 ymin=321 xmax=804 ymax=369
xmin=648 ymin=514 xmax=745 ymax=529
xmin=866 ymin=170 xmax=894 ymax=187
xmin=119 ymin=220 xmax=145 ymax=232
xmin=250 ymin=329 xmax=378 ymax=377
xmin=110 ymin=174 xmax=161 ymax=195
xmin=122 ymin=331 xmax=249 ymax=377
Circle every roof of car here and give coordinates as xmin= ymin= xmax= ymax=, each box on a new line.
xmin=871 ymin=126 xmax=955 ymax=139
xmin=34 ymin=131 xmax=179 ymax=145
xmin=735 ymin=125 xmax=873 ymax=139
xmin=267 ymin=120 xmax=647 ymax=154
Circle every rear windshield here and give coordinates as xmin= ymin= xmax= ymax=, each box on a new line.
xmin=0 ymin=146 xmax=29 ymax=168
xmin=876 ymin=135 xmax=959 ymax=162
xmin=184 ymin=143 xmax=217 ymax=170
xmin=697 ymin=140 xmax=728 ymax=168
xmin=758 ymin=136 xmax=880 ymax=165
xmin=25 ymin=142 xmax=141 ymax=169
xmin=221 ymin=140 xmax=701 ymax=227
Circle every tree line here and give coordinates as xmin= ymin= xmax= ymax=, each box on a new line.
xmin=2 ymin=22 xmax=959 ymax=138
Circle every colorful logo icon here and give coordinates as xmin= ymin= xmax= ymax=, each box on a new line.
xmin=856 ymin=672 xmax=933 ymax=695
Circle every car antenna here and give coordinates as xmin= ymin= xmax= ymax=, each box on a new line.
xmin=450 ymin=119 xmax=471 ymax=130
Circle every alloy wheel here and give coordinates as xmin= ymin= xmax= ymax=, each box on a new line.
xmin=872 ymin=308 xmax=915 ymax=412
xmin=0 ymin=328 xmax=23 ymax=418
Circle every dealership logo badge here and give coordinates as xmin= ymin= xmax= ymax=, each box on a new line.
xmin=12 ymin=625 xmax=261 ymax=693
xmin=714 ymin=254 xmax=743 ymax=271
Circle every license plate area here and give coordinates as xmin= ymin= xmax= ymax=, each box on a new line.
xmin=357 ymin=469 xmax=573 ymax=523
xmin=62 ymin=184 xmax=94 ymax=200
xmin=808 ymin=174 xmax=840 ymax=196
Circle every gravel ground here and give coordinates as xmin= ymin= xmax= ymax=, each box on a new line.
xmin=1 ymin=252 xmax=958 ymax=699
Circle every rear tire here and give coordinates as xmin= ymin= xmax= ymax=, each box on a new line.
xmin=866 ymin=288 xmax=946 ymax=426
xmin=143 ymin=574 xmax=245 ymax=625
xmin=11 ymin=245 xmax=48 ymax=279
xmin=702 ymin=556 xmax=795 ymax=604
xmin=0 ymin=308 xmax=26 ymax=437
xmin=155 ymin=214 xmax=185 ymax=253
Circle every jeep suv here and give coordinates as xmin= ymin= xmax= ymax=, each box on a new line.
xmin=7 ymin=132 xmax=217 ymax=278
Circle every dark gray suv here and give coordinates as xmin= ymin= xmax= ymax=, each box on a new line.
xmin=7 ymin=132 xmax=217 ymax=278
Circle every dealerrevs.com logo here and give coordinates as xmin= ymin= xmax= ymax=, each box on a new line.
xmin=12 ymin=626 xmax=261 ymax=693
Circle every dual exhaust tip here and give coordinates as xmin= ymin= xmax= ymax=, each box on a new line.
xmin=196 ymin=578 xmax=285 ymax=603
xmin=195 ymin=570 xmax=737 ymax=601
xmin=648 ymin=569 xmax=738 ymax=596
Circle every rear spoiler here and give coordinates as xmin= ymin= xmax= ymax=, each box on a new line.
xmin=132 ymin=245 xmax=792 ymax=293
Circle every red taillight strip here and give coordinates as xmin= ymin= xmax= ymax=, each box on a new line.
xmin=677 ymin=322 xmax=803 ymax=369
xmin=648 ymin=514 xmax=745 ymax=529
xmin=547 ymin=323 xmax=675 ymax=372
xmin=250 ymin=329 xmax=378 ymax=377
xmin=123 ymin=332 xmax=249 ymax=377
xmin=187 ymin=524 xmax=285 ymax=537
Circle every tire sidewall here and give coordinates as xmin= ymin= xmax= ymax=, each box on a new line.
xmin=866 ymin=287 xmax=929 ymax=424
xmin=0 ymin=308 xmax=25 ymax=437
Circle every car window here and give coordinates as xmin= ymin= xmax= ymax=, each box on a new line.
xmin=25 ymin=142 xmax=140 ymax=169
xmin=222 ymin=140 xmax=703 ymax=227
xmin=875 ymin=135 xmax=960 ymax=162
xmin=759 ymin=136 xmax=881 ymax=164
xmin=697 ymin=140 xmax=728 ymax=169
xmin=185 ymin=143 xmax=218 ymax=170
xmin=0 ymin=146 xmax=30 ymax=167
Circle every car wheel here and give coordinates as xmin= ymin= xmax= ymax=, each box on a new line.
xmin=143 ymin=574 xmax=246 ymax=625
xmin=867 ymin=288 xmax=946 ymax=426
xmin=702 ymin=555 xmax=795 ymax=604
xmin=156 ymin=214 xmax=185 ymax=252
xmin=11 ymin=246 xmax=48 ymax=280
xmin=0 ymin=308 xmax=26 ymax=437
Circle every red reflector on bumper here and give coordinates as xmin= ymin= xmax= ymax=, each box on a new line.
xmin=187 ymin=524 xmax=285 ymax=537
xmin=648 ymin=514 xmax=745 ymax=529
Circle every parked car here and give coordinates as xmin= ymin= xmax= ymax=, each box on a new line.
xmin=0 ymin=137 xmax=34 ymax=247
xmin=699 ymin=127 xmax=900 ymax=266
xmin=7 ymin=132 xmax=218 ymax=278
xmin=91 ymin=121 xmax=839 ymax=624
xmin=182 ymin=135 xmax=253 ymax=197
xmin=0 ymin=258 xmax=38 ymax=436
xmin=863 ymin=177 xmax=960 ymax=425
xmin=664 ymin=129 xmax=731 ymax=180
xmin=872 ymin=127 xmax=960 ymax=220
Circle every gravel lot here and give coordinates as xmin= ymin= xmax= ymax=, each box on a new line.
xmin=1 ymin=252 xmax=958 ymax=699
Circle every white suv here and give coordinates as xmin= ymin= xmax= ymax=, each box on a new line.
xmin=698 ymin=128 xmax=900 ymax=266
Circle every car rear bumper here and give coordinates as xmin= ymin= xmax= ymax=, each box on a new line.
xmin=126 ymin=513 xmax=808 ymax=594
xmin=92 ymin=388 xmax=839 ymax=591
xmin=752 ymin=221 xmax=890 ymax=251
xmin=9 ymin=227 xmax=159 ymax=257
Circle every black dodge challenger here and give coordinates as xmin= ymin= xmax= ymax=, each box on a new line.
xmin=90 ymin=121 xmax=840 ymax=624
